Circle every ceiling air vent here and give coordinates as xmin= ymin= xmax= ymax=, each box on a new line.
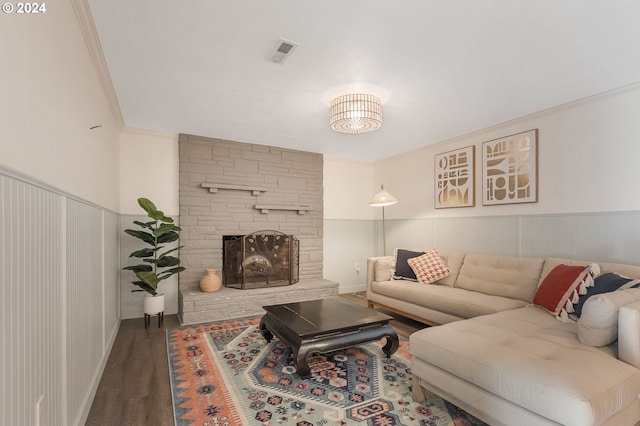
xmin=271 ymin=39 xmax=299 ymax=65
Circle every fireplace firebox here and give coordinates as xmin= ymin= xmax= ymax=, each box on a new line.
xmin=222 ymin=230 xmax=299 ymax=289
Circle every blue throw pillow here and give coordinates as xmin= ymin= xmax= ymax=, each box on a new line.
xmin=573 ymin=272 xmax=640 ymax=317
xmin=393 ymin=248 xmax=425 ymax=281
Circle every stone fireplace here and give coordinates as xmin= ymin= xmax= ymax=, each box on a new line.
xmin=223 ymin=230 xmax=299 ymax=289
xmin=178 ymin=134 xmax=337 ymax=324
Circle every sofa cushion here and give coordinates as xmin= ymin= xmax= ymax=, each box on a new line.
xmin=533 ymin=263 xmax=599 ymax=321
xmin=573 ymin=272 xmax=640 ymax=318
xmin=407 ymin=249 xmax=452 ymax=284
xmin=371 ymin=279 xmax=527 ymax=319
xmin=455 ymin=254 xmax=544 ymax=302
xmin=619 ymin=300 xmax=640 ymax=368
xmin=428 ymin=251 xmax=465 ymax=287
xmin=392 ymin=248 xmax=424 ymax=281
xmin=410 ymin=306 xmax=640 ymax=426
xmin=373 ymin=256 xmax=394 ymax=282
xmin=578 ymin=288 xmax=640 ymax=347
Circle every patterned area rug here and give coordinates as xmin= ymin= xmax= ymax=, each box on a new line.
xmin=167 ymin=317 xmax=487 ymax=426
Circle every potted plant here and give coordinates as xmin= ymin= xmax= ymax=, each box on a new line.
xmin=123 ymin=198 xmax=185 ymax=315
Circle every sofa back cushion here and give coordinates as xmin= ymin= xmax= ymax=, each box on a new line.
xmin=541 ymin=258 xmax=640 ymax=286
xmin=455 ymin=254 xmax=545 ymax=301
xmin=431 ymin=251 xmax=465 ymax=286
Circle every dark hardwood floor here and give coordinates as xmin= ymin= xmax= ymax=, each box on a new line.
xmin=85 ymin=294 xmax=427 ymax=425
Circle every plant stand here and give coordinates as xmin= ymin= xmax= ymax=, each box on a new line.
xmin=144 ymin=311 xmax=164 ymax=329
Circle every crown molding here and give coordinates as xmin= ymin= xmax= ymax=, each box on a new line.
xmin=70 ymin=0 xmax=125 ymax=128
xmin=121 ymin=127 xmax=179 ymax=140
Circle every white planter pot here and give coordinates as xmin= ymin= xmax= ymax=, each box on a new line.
xmin=143 ymin=293 xmax=165 ymax=315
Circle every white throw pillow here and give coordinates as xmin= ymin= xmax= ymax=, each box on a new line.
xmin=578 ymin=288 xmax=640 ymax=347
xmin=374 ymin=257 xmax=394 ymax=282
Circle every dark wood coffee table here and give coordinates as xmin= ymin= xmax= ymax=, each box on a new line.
xmin=259 ymin=297 xmax=399 ymax=377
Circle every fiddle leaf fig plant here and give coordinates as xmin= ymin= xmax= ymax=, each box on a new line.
xmin=123 ymin=198 xmax=185 ymax=295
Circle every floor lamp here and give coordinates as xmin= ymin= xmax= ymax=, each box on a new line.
xmin=368 ymin=184 xmax=398 ymax=255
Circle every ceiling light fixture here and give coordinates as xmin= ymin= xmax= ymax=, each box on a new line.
xmin=330 ymin=93 xmax=383 ymax=134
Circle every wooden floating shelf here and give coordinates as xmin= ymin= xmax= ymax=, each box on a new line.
xmin=201 ymin=183 xmax=268 ymax=196
xmin=254 ymin=204 xmax=312 ymax=215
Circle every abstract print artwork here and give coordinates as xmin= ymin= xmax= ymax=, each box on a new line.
xmin=435 ymin=146 xmax=475 ymax=208
xmin=482 ymin=129 xmax=538 ymax=205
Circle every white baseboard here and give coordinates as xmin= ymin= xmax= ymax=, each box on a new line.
xmin=339 ymin=283 xmax=366 ymax=294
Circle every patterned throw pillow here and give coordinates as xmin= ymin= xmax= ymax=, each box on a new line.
xmin=533 ymin=263 xmax=600 ymax=321
xmin=407 ymin=249 xmax=452 ymax=284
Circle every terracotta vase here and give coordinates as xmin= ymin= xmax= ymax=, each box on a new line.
xmin=200 ymin=268 xmax=222 ymax=292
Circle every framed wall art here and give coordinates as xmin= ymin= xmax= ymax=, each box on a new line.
xmin=435 ymin=145 xmax=475 ymax=208
xmin=482 ymin=129 xmax=538 ymax=206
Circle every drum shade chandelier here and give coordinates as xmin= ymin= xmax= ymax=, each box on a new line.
xmin=330 ymin=93 xmax=383 ymax=134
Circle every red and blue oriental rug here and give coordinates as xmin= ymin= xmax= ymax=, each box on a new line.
xmin=167 ymin=317 xmax=487 ymax=425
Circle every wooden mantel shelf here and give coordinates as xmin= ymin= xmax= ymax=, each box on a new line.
xmin=201 ymin=183 xmax=268 ymax=195
xmin=254 ymin=204 xmax=312 ymax=215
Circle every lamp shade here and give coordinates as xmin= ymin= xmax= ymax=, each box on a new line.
xmin=330 ymin=94 xmax=383 ymax=134
xmin=369 ymin=184 xmax=398 ymax=207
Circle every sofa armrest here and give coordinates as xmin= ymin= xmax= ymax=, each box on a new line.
xmin=366 ymin=256 xmax=395 ymax=293
xmin=618 ymin=300 xmax=640 ymax=368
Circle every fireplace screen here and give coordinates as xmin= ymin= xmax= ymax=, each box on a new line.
xmin=223 ymin=231 xmax=299 ymax=289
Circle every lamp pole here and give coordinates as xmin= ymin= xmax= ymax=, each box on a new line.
xmin=381 ymin=205 xmax=387 ymax=255
xmin=368 ymin=184 xmax=398 ymax=256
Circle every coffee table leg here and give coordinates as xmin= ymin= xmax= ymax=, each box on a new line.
xmin=381 ymin=324 xmax=400 ymax=358
xmin=259 ymin=316 xmax=274 ymax=342
xmin=294 ymin=346 xmax=312 ymax=377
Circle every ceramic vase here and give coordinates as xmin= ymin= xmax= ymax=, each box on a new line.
xmin=143 ymin=293 xmax=165 ymax=314
xmin=200 ymin=268 xmax=222 ymax=292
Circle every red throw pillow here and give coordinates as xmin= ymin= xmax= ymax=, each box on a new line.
xmin=533 ymin=263 xmax=600 ymax=321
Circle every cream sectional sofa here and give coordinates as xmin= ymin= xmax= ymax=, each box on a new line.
xmin=366 ymin=252 xmax=640 ymax=425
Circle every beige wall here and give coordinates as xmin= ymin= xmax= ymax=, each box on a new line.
xmin=373 ymin=84 xmax=640 ymax=220
xmin=323 ymin=157 xmax=375 ymax=220
xmin=0 ymin=0 xmax=120 ymax=211
xmin=119 ymin=128 xmax=180 ymax=215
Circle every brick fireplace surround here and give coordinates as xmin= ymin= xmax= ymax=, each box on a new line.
xmin=178 ymin=134 xmax=338 ymax=324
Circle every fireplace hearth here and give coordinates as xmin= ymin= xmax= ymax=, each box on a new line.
xmin=223 ymin=230 xmax=299 ymax=289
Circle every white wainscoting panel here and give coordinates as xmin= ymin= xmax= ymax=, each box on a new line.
xmin=66 ymin=199 xmax=105 ymax=425
xmin=103 ymin=210 xmax=120 ymax=353
xmin=378 ymin=213 xmax=640 ymax=266
xmin=0 ymin=175 xmax=65 ymax=425
xmin=520 ymin=212 xmax=640 ymax=264
xmin=0 ymin=169 xmax=121 ymax=426
xmin=323 ymin=219 xmax=376 ymax=293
